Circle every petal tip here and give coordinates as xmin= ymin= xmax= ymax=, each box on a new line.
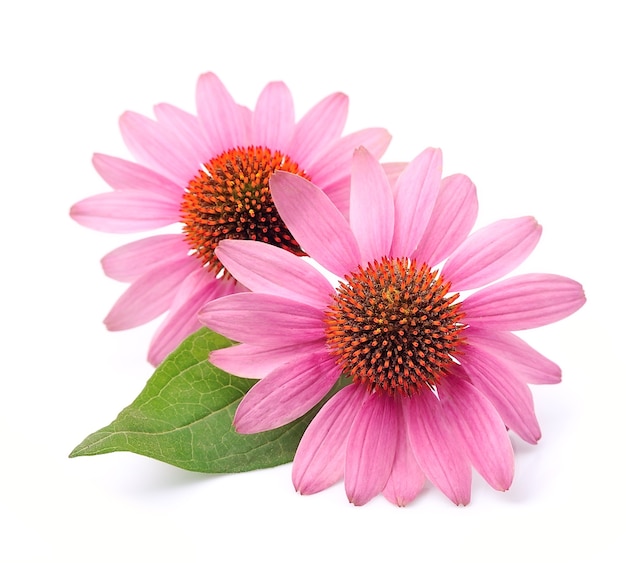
xmin=231 ymin=414 xmax=250 ymax=435
xmin=348 ymin=494 xmax=368 ymax=507
xmin=389 ymin=495 xmax=410 ymax=507
xmin=198 ymin=70 xmax=219 ymax=83
xmin=102 ymin=314 xmax=118 ymax=332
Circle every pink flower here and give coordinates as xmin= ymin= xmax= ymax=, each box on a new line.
xmin=199 ymin=146 xmax=585 ymax=506
xmin=70 ymin=73 xmax=391 ymax=365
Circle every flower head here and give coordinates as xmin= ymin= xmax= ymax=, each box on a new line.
xmin=199 ymin=146 xmax=585 ymax=506
xmin=70 ymin=73 xmax=391 ymax=365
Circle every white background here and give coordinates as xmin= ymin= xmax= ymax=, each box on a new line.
xmin=1 ymin=1 xmax=623 ymax=561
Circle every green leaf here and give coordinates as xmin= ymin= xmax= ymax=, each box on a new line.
xmin=70 ymin=328 xmax=348 ymax=473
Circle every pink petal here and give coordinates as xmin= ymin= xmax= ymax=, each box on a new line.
xmin=349 ymin=147 xmax=394 ymax=263
xmin=251 ymin=81 xmax=295 ymax=151
xmin=391 ymin=148 xmax=442 ymax=257
xmin=270 ymin=171 xmax=361 ymax=276
xmin=439 ymin=376 xmax=514 ymax=491
xmin=215 ymin=239 xmax=334 ymax=309
xmin=463 ymin=274 xmax=586 ymax=330
xmin=147 ymin=271 xmax=237 ymax=366
xmin=195 ymin=72 xmax=247 ymax=156
xmin=234 ymin=352 xmax=340 ymax=434
xmin=307 ymin=128 xmax=392 ymax=190
xmin=238 ymin=104 xmax=254 ymax=139
xmin=210 ymin=340 xmax=326 ymax=379
xmin=309 ymin=128 xmax=391 ymax=219
xmin=287 ymin=92 xmax=348 ymax=167
xmin=461 ymin=346 xmax=541 ymax=443
xmin=92 ymin=153 xmax=182 ymax=197
xmin=101 ymin=234 xmax=188 ymax=282
xmin=153 ymin=103 xmax=209 ymax=165
xmin=382 ymin=419 xmax=426 ymax=507
xmin=237 ymin=104 xmax=254 ymax=142
xmin=382 ymin=162 xmax=406 ymax=190
xmin=403 ymin=390 xmax=472 ymax=505
xmin=198 ymin=292 xmax=325 ymax=346
xmin=412 ymin=174 xmax=478 ymax=267
xmin=293 ymin=384 xmax=369 ymax=495
xmin=69 ymin=191 xmax=180 ymax=233
xmin=345 ymin=392 xmax=399 ymax=506
xmin=104 ymin=256 xmax=200 ymax=330
xmin=442 ymin=217 xmax=542 ymax=291
xmin=119 ymin=111 xmax=201 ymax=186
xmin=466 ymin=327 xmax=561 ymax=384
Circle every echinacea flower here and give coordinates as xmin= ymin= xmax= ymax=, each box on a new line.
xmin=70 ymin=73 xmax=391 ymax=365
xmin=199 ymin=146 xmax=585 ymax=506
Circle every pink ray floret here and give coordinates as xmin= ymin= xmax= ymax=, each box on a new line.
xmin=199 ymin=146 xmax=585 ymax=506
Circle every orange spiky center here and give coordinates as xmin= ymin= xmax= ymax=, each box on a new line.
xmin=180 ymin=146 xmax=309 ymax=274
xmin=324 ymin=257 xmax=467 ymax=396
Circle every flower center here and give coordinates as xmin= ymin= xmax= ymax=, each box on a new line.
xmin=324 ymin=257 xmax=467 ymax=396
xmin=180 ymin=146 xmax=309 ymax=273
